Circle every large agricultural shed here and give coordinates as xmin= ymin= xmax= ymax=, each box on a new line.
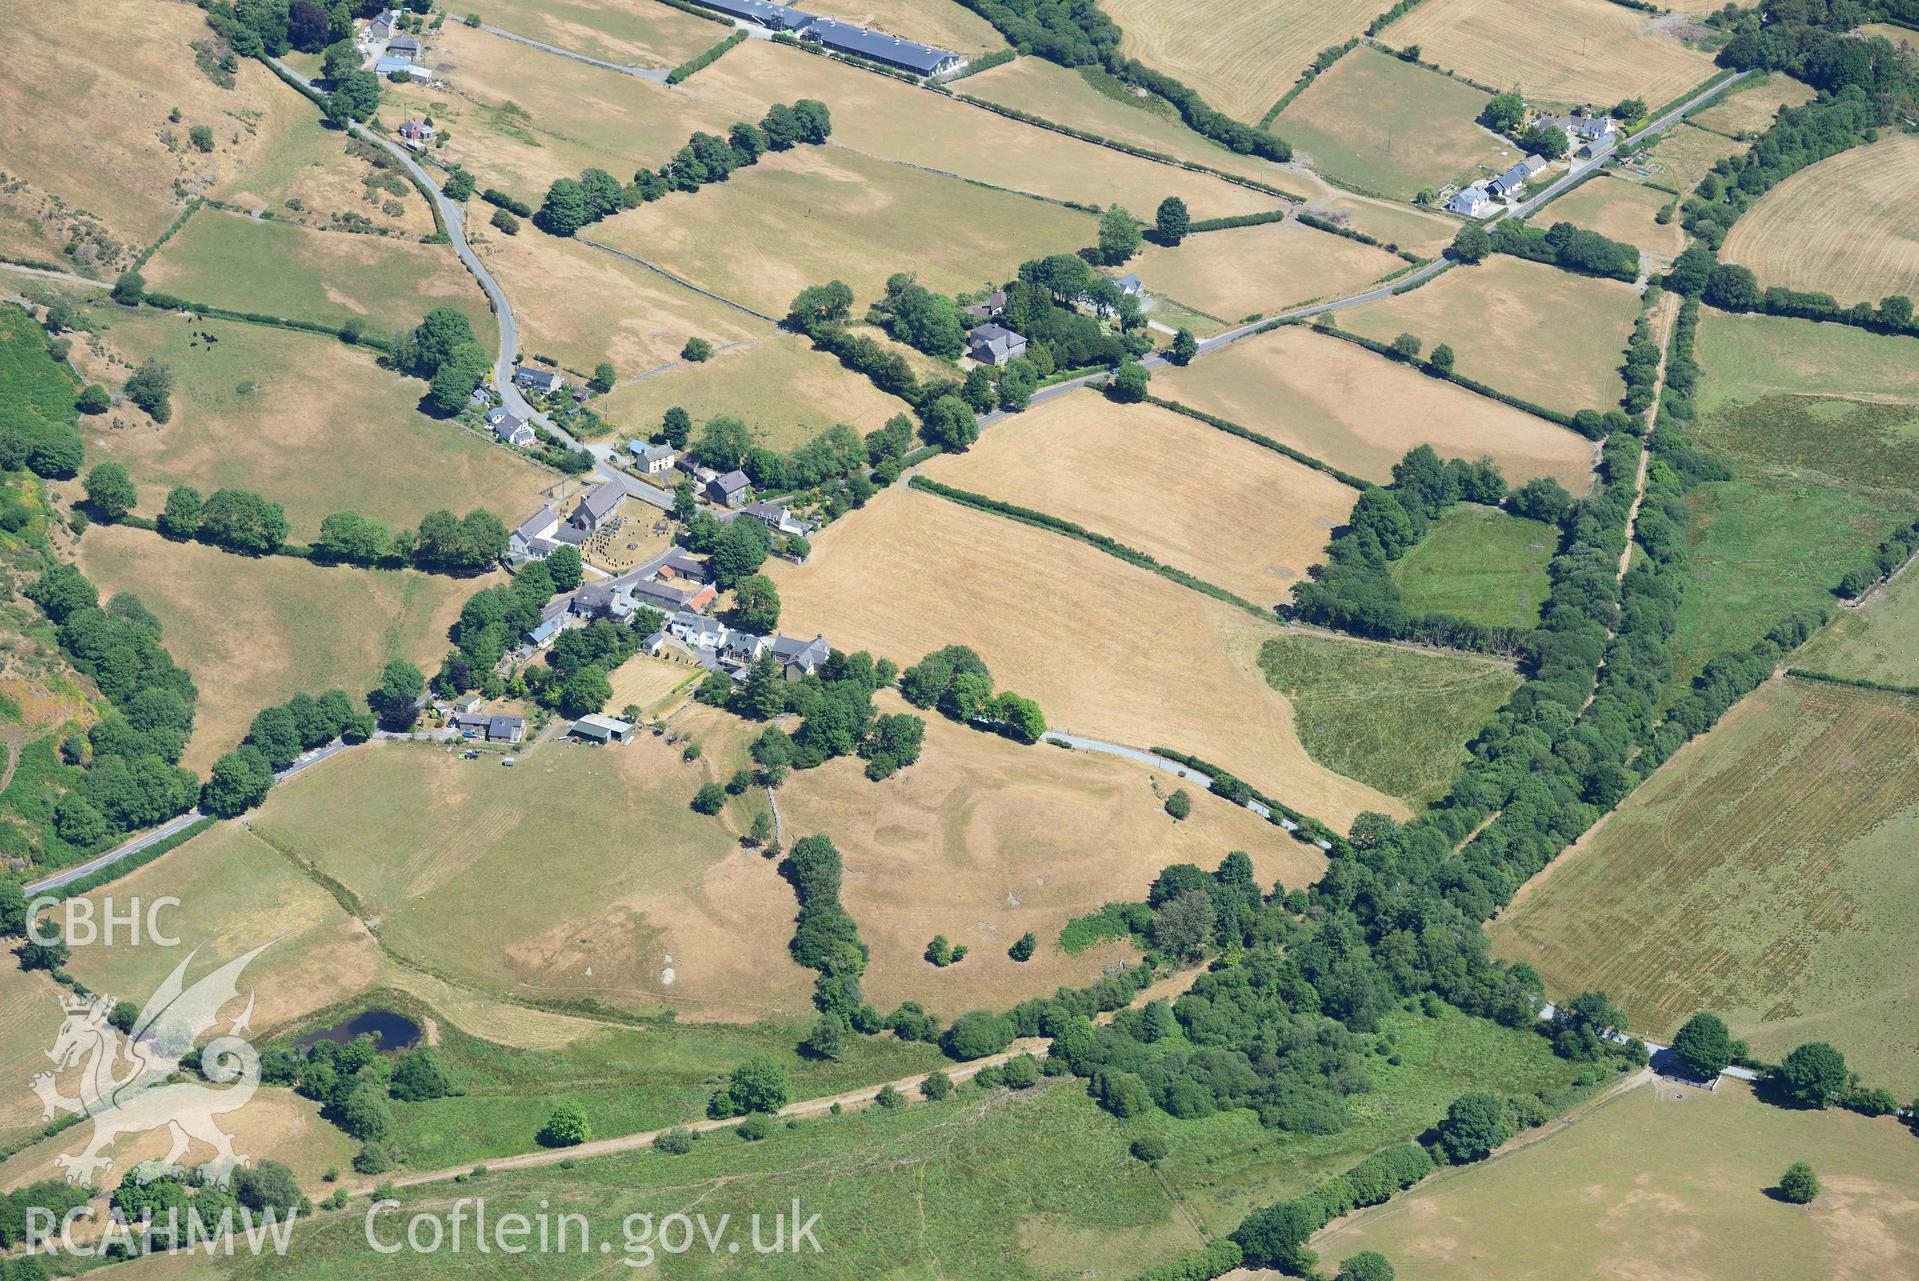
xmin=688 ymin=0 xmax=962 ymax=74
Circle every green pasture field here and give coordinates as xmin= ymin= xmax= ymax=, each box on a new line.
xmin=590 ymin=145 xmax=1095 ymax=320
xmin=74 ymin=306 xmax=558 ymax=533
xmin=1492 ymin=679 xmax=1919 ymax=1092
xmin=141 ymin=208 xmax=491 ymax=343
xmin=1274 ymin=46 xmax=1509 ymax=200
xmin=1630 ymin=121 xmax=1742 ymax=193
xmin=1389 ymin=503 xmax=1557 ymax=629
xmin=109 ymin=1005 xmax=1582 ymax=1279
xmin=1259 ymin=634 xmax=1521 ymax=804
xmin=1794 ymin=565 xmax=1919 ymax=687
xmin=1318 ymin=1078 xmax=1919 ymax=1281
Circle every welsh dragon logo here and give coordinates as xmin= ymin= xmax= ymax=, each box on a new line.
xmin=33 ymin=943 xmax=271 ymax=1188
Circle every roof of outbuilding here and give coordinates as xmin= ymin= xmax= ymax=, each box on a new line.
xmin=801 ymin=18 xmax=957 ymax=73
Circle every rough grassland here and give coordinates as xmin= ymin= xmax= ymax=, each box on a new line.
xmin=1128 ymin=219 xmax=1403 ymax=330
xmin=682 ymin=40 xmax=1286 ymax=219
xmin=1383 ymin=0 xmax=1720 ymax=108
xmin=463 ymin=0 xmax=723 ymax=68
xmin=780 ymin=690 xmax=1324 ymax=1010
xmin=1721 ymin=134 xmax=1919 ymax=305
xmin=1637 ymin=121 xmax=1743 ymax=192
xmin=246 ymin=716 xmax=818 ymax=1023
xmin=1340 ymin=256 xmax=1641 ymax=414
xmin=1390 ymin=503 xmax=1558 ymax=629
xmin=1103 ymin=0 xmax=1383 ymax=122
xmin=1276 ymin=46 xmax=1509 ymax=200
xmin=1152 ymin=325 xmax=1600 ymax=490
xmin=1698 ymin=310 xmax=1919 ymax=414
xmin=213 ymin=76 xmax=435 ymax=238
xmin=142 ymin=209 xmax=491 ymax=344
xmin=0 ymin=0 xmax=288 ymax=263
xmin=477 ymin=231 xmax=767 ymax=381
xmin=1492 ymin=680 xmax=1919 ymax=1092
xmin=605 ymin=332 xmax=914 ymax=454
xmin=383 ymin=22 xmax=738 ymax=203
xmin=1689 ymin=70 xmax=1817 ymax=136
xmin=1319 ymin=1078 xmax=1919 ymax=1281
xmin=1547 ymin=175 xmax=1685 ymax=257
xmin=923 ymin=391 xmax=1355 ymax=605
xmin=958 ymin=56 xmax=1314 ymax=194
xmin=769 ymin=487 xmax=1407 ymax=826
xmin=591 ymin=146 xmax=1094 ymax=318
xmin=66 ymin=308 xmax=559 ymax=533
xmin=74 ymin=525 xmax=482 ymax=772
xmin=1795 ymin=566 xmax=1919 ymax=687
xmin=1258 ymin=634 xmax=1520 ymax=805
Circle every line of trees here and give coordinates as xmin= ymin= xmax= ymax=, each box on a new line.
xmin=202 ymin=688 xmax=372 ymax=818
xmin=1835 ymin=517 xmax=1919 ymax=599
xmin=899 ymin=644 xmax=1046 ymax=743
xmin=1486 ymin=219 xmax=1639 ymax=282
xmin=26 ymin=566 xmax=200 ymax=851
xmin=1663 ymin=243 xmax=1917 ymax=337
xmin=535 ymin=101 xmax=830 ymax=236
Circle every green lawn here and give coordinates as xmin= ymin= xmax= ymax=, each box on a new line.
xmin=142 ymin=208 xmax=492 ymax=344
xmin=1390 ymin=503 xmax=1558 ymax=629
xmin=1260 ymin=633 xmax=1521 ymax=804
xmin=1794 ymin=563 xmax=1919 ymax=687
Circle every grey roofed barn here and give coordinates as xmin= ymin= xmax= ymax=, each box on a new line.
xmin=800 ymin=18 xmax=961 ymax=75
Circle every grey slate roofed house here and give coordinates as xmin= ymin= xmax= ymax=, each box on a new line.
xmin=1115 ymin=273 xmax=1147 ymax=298
xmin=1520 ymin=153 xmax=1549 ymax=175
xmin=484 ymin=408 xmax=535 ymax=447
xmin=966 ymin=322 xmax=1027 ymax=367
xmin=739 ymin=501 xmax=814 ymax=538
xmin=512 ymin=364 xmax=566 ymax=393
xmin=629 ymin=441 xmax=678 ymax=474
xmin=800 ymin=18 xmax=962 ymax=75
xmin=630 ymin=579 xmax=703 ymax=614
xmin=369 ymin=9 xmax=400 ymax=38
xmin=386 ymin=33 xmax=422 ymax=56
xmin=961 ymin=290 xmax=1007 ymax=320
xmin=657 ymin=548 xmax=713 ymax=584
xmin=1445 ymin=184 xmax=1492 ymax=217
xmin=570 ymin=483 xmax=622 ymax=531
xmin=770 ymin=634 xmax=831 ymax=679
xmin=707 ymin=470 xmax=751 ymax=508
xmin=509 ymin=504 xmax=560 ymax=559
xmin=398 ymin=118 xmax=436 ymax=141
xmin=1489 ymin=163 xmax=1533 ymax=199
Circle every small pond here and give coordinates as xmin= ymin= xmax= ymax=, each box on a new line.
xmin=292 ymin=1008 xmax=422 ymax=1053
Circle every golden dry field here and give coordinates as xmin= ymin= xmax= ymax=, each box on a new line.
xmin=0 ymin=964 xmax=73 ymax=1155
xmin=957 ymin=56 xmax=1315 ymax=194
xmin=604 ymin=332 xmax=914 ymax=453
xmin=463 ymin=0 xmax=724 ymax=68
xmin=65 ymin=307 xmax=560 ymax=533
xmin=243 ymin=716 xmax=815 ymax=1022
xmin=1300 ymin=195 xmax=1461 ymax=259
xmin=1546 ymin=175 xmax=1685 ymax=257
xmin=767 ymin=486 xmax=1408 ymax=827
xmin=780 ymin=690 xmax=1326 ymax=1011
xmin=589 ymin=145 xmax=1093 ymax=318
xmin=1275 ymin=46 xmax=1511 ymax=200
xmin=828 ymin=0 xmax=1007 ymax=56
xmin=1492 ymin=679 xmax=1919 ymax=1093
xmin=1383 ymin=0 xmax=1721 ymax=107
xmin=1721 ymin=134 xmax=1919 ymax=305
xmin=1318 ymin=1078 xmax=1919 ymax=1281
xmin=0 ymin=0 xmax=291 ymax=270
xmin=1688 ymin=71 xmax=1816 ymax=136
xmin=1339 ymin=255 xmax=1642 ymax=414
xmin=476 ymin=230 xmax=768 ymax=380
xmin=924 ymin=390 xmax=1355 ymax=605
xmin=1151 ymin=325 xmax=1600 ymax=489
xmin=681 ymin=40 xmax=1287 ymax=219
xmin=1103 ymin=0 xmax=1383 ymax=122
xmin=74 ymin=525 xmax=486 ymax=772
xmin=1129 ymin=219 xmax=1404 ymax=327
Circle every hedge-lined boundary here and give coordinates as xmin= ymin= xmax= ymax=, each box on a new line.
xmin=134 ymin=200 xmax=203 ymax=270
xmin=1311 ymin=325 xmax=1584 ymax=430
xmin=1784 ymin=668 xmax=1919 ymax=699
xmin=1659 ymin=67 xmax=1741 ymax=126
xmin=770 ymin=29 xmax=923 ymax=85
xmin=906 ymin=475 xmax=1272 ymax=619
xmin=667 ymin=30 xmax=745 ymax=84
xmin=1188 ymin=208 xmax=1291 ymax=235
xmin=1366 ymin=0 xmax=1431 ymax=35
xmin=1143 ymin=395 xmax=1371 ymax=489
xmin=28 ymin=817 xmax=217 ymax=904
xmin=134 ymin=291 xmax=395 ymax=351
xmin=942 ymin=47 xmax=1015 ymax=82
xmin=1297 ymin=210 xmax=1427 ymax=263
xmin=950 ymin=93 xmax=1305 ymax=203
xmin=0 ymin=252 xmax=93 ymax=278
xmin=1145 ymin=745 xmax=1344 ymax=850
xmin=660 ymin=0 xmax=738 ymax=26
xmin=1260 ymin=38 xmax=1359 ymax=126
